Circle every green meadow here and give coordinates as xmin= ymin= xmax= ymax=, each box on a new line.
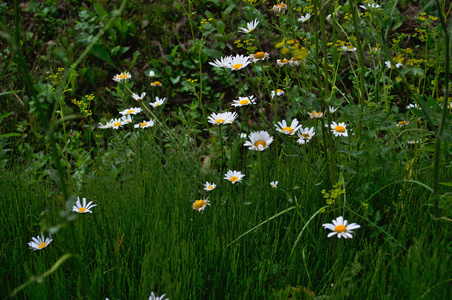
xmin=1 ymin=0 xmax=451 ymax=299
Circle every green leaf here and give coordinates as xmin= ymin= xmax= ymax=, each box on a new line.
xmin=217 ymin=20 xmax=225 ymax=34
xmin=90 ymin=44 xmax=116 ymax=67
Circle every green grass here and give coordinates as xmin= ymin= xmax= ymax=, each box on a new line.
xmin=2 ymin=139 xmax=451 ymax=299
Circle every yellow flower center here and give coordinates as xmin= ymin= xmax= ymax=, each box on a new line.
xmin=113 ymin=122 xmax=121 ymax=127
xmin=254 ymin=141 xmax=267 ymax=148
xmin=152 ymin=81 xmax=161 ymax=86
xmin=275 ymin=4 xmax=286 ymax=8
xmin=281 ymin=59 xmax=289 ymax=63
xmin=302 ymin=133 xmax=310 ymax=138
xmin=193 ymin=200 xmax=206 ymax=210
xmin=155 ymin=103 xmax=160 ymax=106
xmin=233 ymin=63 xmax=243 ymax=70
xmin=334 ymin=225 xmax=347 ymax=233
xmin=126 ymin=110 xmax=134 ymax=114
xmin=282 ymin=127 xmax=293 ymax=134
xmin=38 ymin=242 xmax=47 ymax=249
xmin=277 ymin=89 xmax=282 ymax=93
xmin=118 ymin=74 xmax=127 ymax=79
xmin=239 ymin=99 xmax=250 ymax=105
xmin=230 ymin=176 xmax=239 ymax=182
xmin=254 ymin=52 xmax=265 ymax=59
xmin=334 ymin=126 xmax=346 ymax=133
xmin=216 ymin=119 xmax=225 ymax=124
xmin=398 ymin=121 xmax=408 ymax=126
xmin=208 ymin=186 xmax=214 ymax=190
xmin=140 ymin=123 xmax=147 ymax=127
xmin=78 ymin=207 xmax=86 ymax=212
xmin=311 ymin=112 xmax=322 ymax=118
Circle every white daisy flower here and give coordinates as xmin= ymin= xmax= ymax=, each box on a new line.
xmin=276 ymin=58 xmax=290 ymax=67
xmin=308 ymin=111 xmax=323 ymax=119
xmin=150 ymin=81 xmax=162 ymax=87
xmin=331 ymin=121 xmax=348 ymax=137
xmin=396 ymin=121 xmax=409 ymax=128
xmin=385 ymin=61 xmax=403 ymax=69
xmin=341 ymin=45 xmax=357 ymax=52
xmin=288 ymin=57 xmax=302 ymax=67
xmin=298 ymin=13 xmax=311 ymax=23
xmin=224 ymin=170 xmax=245 ymax=184
xmin=406 ymin=103 xmax=419 ymax=109
xmin=72 ymin=197 xmax=97 ymax=213
xmin=329 ymin=106 xmax=338 ymax=113
xmin=149 ymin=292 xmax=169 ymax=300
xmin=359 ymin=2 xmax=381 ymax=9
xmin=273 ymin=2 xmax=287 ymax=13
xmin=249 ymin=51 xmax=270 ymax=63
xmin=150 ymin=97 xmax=166 ymax=108
xmin=28 ymin=234 xmax=53 ymax=251
xmin=119 ymin=107 xmax=142 ymax=116
xmin=271 ymin=89 xmax=284 ymax=99
xmin=240 ymin=133 xmax=247 ymax=138
xmin=225 ymin=54 xmax=251 ymax=71
xmin=113 ymin=72 xmax=131 ymax=82
xmin=134 ymin=119 xmax=155 ymax=128
xmin=204 ymin=181 xmax=216 ymax=191
xmin=223 ymin=111 xmax=239 ymax=124
xmin=238 ymin=19 xmax=259 ymax=34
xmin=297 ymin=127 xmax=315 ymax=144
xmin=209 ymin=56 xmax=231 ymax=68
xmin=109 ymin=118 xmax=124 ymax=129
xmin=121 ymin=115 xmax=133 ymax=124
xmin=132 ymin=92 xmax=146 ymax=101
xmin=148 ymin=70 xmax=155 ymax=77
xmin=193 ymin=199 xmax=210 ymax=213
xmin=270 ymin=181 xmax=278 ymax=188
xmin=275 ymin=119 xmax=302 ymax=135
xmin=231 ymin=95 xmax=256 ymax=107
xmin=244 ymin=130 xmax=274 ymax=151
xmin=322 ymin=216 xmax=361 ymax=239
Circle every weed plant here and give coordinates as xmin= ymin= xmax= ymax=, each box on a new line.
xmin=1 ymin=0 xmax=452 ymax=299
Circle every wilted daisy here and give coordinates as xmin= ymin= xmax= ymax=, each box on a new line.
xmin=150 ymin=97 xmax=166 ymax=108
xmin=408 ymin=140 xmax=421 ymax=144
xmin=113 ymin=72 xmax=131 ymax=82
xmin=109 ymin=118 xmax=124 ymax=129
xmin=276 ymin=58 xmax=290 ymax=67
xmin=331 ymin=121 xmax=348 ymax=137
xmin=226 ymin=54 xmax=251 ymax=71
xmin=150 ymin=81 xmax=162 ymax=87
xmin=270 ymin=181 xmax=278 ymax=188
xmin=297 ymin=127 xmax=315 ymax=144
xmin=298 ymin=13 xmax=311 ymax=22
xmin=134 ymin=119 xmax=155 ymax=128
xmin=98 ymin=122 xmax=111 ymax=129
xmin=288 ymin=57 xmax=302 ymax=67
xmin=385 ymin=61 xmax=403 ymax=69
xmin=308 ymin=111 xmax=323 ymax=119
xmin=149 ymin=292 xmax=169 ymax=300
xmin=224 ymin=170 xmax=245 ymax=184
xmin=271 ymin=89 xmax=284 ymax=99
xmin=240 ymin=133 xmax=247 ymax=138
xmin=204 ymin=181 xmax=216 ymax=191
xmin=275 ymin=119 xmax=302 ymax=135
xmin=209 ymin=56 xmax=231 ymax=68
xmin=249 ymin=51 xmax=270 ymax=63
xmin=322 ymin=216 xmax=360 ymax=239
xmin=132 ymin=92 xmax=146 ymax=101
xmin=397 ymin=120 xmax=409 ymax=128
xmin=273 ymin=2 xmax=287 ymax=13
xmin=28 ymin=234 xmax=53 ymax=251
xmin=193 ymin=199 xmax=210 ymax=213
xmin=329 ymin=106 xmax=338 ymax=113
xmin=238 ymin=19 xmax=259 ymax=33
xmin=406 ymin=103 xmax=419 ymax=110
xmin=121 ymin=115 xmax=133 ymax=125
xmin=72 ymin=197 xmax=97 ymax=213
xmin=119 ymin=107 xmax=142 ymax=116
xmin=231 ymin=95 xmax=256 ymax=107
xmin=244 ymin=130 xmax=274 ymax=151
xmin=341 ymin=45 xmax=357 ymax=52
